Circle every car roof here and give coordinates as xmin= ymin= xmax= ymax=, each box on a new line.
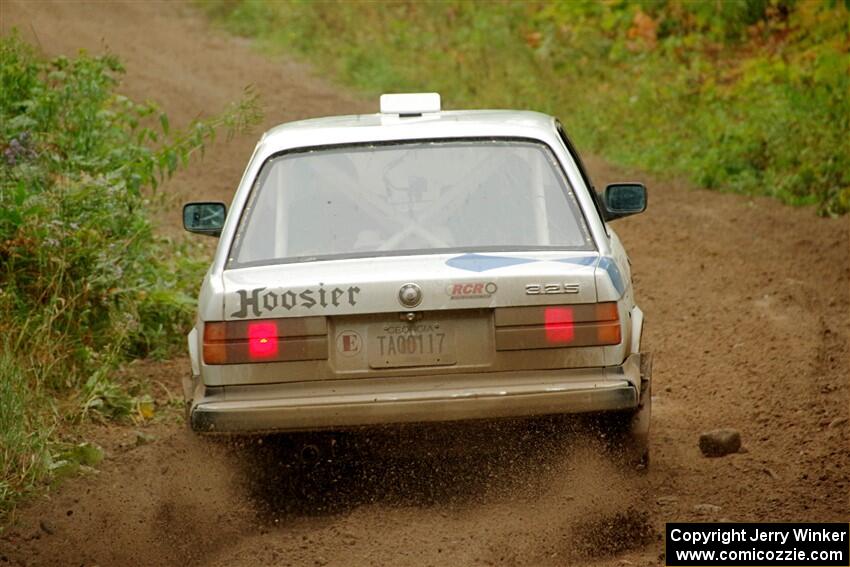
xmin=258 ymin=110 xmax=558 ymax=153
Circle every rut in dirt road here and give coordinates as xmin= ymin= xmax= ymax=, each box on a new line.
xmin=1 ymin=1 xmax=847 ymax=566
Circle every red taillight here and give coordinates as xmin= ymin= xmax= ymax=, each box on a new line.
xmin=248 ymin=321 xmax=279 ymax=359
xmin=544 ymin=306 xmax=575 ymax=344
xmin=202 ymin=317 xmax=328 ymax=365
xmin=493 ymin=302 xmax=622 ymax=351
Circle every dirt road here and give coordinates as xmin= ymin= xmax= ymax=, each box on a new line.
xmin=1 ymin=2 xmax=848 ymax=566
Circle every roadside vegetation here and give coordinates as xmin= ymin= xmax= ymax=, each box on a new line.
xmin=205 ymin=0 xmax=850 ymax=215
xmin=0 ymin=33 xmax=260 ymax=515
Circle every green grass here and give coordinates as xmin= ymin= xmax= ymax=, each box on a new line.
xmin=203 ymin=0 xmax=850 ymax=215
xmin=0 ymin=32 xmax=260 ymax=515
xmin=0 ymin=350 xmax=54 ymax=509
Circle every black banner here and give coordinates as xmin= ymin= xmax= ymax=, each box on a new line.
xmin=666 ymin=523 xmax=849 ymax=566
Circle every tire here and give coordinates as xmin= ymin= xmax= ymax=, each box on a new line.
xmin=608 ymin=352 xmax=652 ymax=471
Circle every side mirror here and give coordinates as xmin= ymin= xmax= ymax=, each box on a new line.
xmin=183 ymin=202 xmax=227 ymax=237
xmin=602 ymin=183 xmax=647 ymax=221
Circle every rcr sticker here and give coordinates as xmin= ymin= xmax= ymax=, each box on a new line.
xmin=336 ymin=330 xmax=362 ymax=357
xmin=231 ymin=285 xmax=361 ymax=318
xmin=446 ymin=281 xmax=497 ymax=299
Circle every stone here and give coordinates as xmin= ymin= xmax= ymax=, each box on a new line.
xmin=699 ymin=429 xmax=741 ymax=457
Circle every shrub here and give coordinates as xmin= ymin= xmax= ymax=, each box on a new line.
xmin=0 ymin=32 xmax=260 ymax=512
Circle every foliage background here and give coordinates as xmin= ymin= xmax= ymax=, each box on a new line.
xmin=0 ymin=34 xmax=259 ymax=513
xmin=206 ymin=0 xmax=850 ymax=214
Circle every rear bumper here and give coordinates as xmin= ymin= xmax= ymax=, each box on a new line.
xmin=189 ymin=353 xmax=644 ymax=434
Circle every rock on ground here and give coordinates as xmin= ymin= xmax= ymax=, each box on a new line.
xmin=699 ymin=429 xmax=741 ymax=457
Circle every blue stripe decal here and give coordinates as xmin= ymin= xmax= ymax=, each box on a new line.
xmin=598 ymin=257 xmax=625 ymax=296
xmin=555 ymin=256 xmax=597 ymax=267
xmin=445 ymin=253 xmax=537 ymax=272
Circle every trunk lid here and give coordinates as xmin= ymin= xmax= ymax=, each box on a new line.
xmin=222 ymin=251 xmax=600 ymax=321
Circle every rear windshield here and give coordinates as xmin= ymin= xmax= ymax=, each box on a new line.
xmin=228 ymin=139 xmax=594 ymax=268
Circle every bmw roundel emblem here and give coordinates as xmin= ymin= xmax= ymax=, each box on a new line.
xmin=398 ymin=283 xmax=422 ymax=308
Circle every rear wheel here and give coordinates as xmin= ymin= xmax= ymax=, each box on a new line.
xmin=604 ymin=353 xmax=652 ymax=471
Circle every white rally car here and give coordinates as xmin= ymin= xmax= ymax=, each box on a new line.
xmin=182 ymin=93 xmax=651 ymax=467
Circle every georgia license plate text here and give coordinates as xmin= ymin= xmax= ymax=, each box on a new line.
xmin=369 ymin=321 xmax=455 ymax=367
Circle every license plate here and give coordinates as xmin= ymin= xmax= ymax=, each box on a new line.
xmin=368 ymin=320 xmax=456 ymax=368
